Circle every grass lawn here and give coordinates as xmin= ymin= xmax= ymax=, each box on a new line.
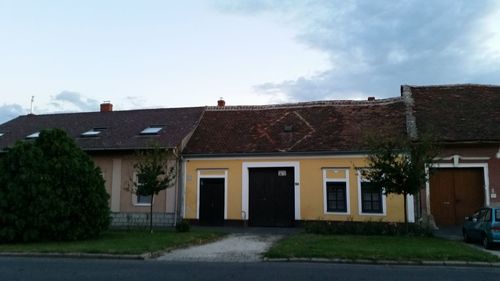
xmin=266 ymin=233 xmax=500 ymax=262
xmin=0 ymin=229 xmax=224 ymax=255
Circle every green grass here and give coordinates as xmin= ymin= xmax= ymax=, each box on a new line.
xmin=0 ymin=230 xmax=224 ymax=255
xmin=266 ymin=233 xmax=500 ymax=262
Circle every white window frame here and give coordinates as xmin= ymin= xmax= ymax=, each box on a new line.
xmin=357 ymin=171 xmax=387 ymax=216
xmin=323 ymin=168 xmax=350 ymax=215
xmin=132 ymin=172 xmax=153 ymax=207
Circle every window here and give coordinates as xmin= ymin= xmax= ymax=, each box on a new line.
xmin=357 ymin=171 xmax=386 ymax=215
xmin=26 ymin=132 xmax=40 ymax=139
xmin=81 ymin=128 xmax=105 ymax=137
xmin=323 ymin=168 xmax=350 ymax=214
xmin=0 ymin=132 xmax=4 ymax=137
xmin=136 ymin=194 xmax=152 ymax=205
xmin=326 ymin=182 xmax=347 ymax=212
xmin=496 ymin=210 xmax=500 ymax=222
xmin=132 ymin=172 xmax=152 ymax=206
xmin=360 ymin=182 xmax=383 ymax=214
xmin=140 ymin=126 xmax=163 ymax=135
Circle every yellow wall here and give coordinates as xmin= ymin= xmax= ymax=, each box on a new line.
xmin=184 ymin=157 xmax=405 ymax=222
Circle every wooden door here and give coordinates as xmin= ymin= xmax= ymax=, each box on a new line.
xmin=249 ymin=167 xmax=295 ymax=227
xmin=430 ymin=168 xmax=484 ymax=226
xmin=199 ymin=178 xmax=224 ymax=226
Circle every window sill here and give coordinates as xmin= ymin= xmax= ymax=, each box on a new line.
xmin=133 ymin=203 xmax=152 ymax=207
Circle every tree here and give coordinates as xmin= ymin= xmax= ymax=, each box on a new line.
xmin=362 ymin=135 xmax=438 ymax=225
xmin=131 ymin=145 xmax=176 ymax=233
xmin=0 ymin=129 xmax=110 ymax=242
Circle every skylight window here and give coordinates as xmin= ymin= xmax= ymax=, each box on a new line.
xmin=81 ymin=128 xmax=106 ymax=137
xmin=0 ymin=132 xmax=4 ymax=137
xmin=140 ymin=126 xmax=163 ymax=135
xmin=26 ymin=132 xmax=40 ymax=139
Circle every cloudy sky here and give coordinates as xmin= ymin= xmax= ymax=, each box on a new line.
xmin=1 ymin=0 xmax=499 ymax=123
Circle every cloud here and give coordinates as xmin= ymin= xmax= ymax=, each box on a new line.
xmin=215 ymin=0 xmax=500 ymax=100
xmin=49 ymin=91 xmax=100 ymax=112
xmin=0 ymin=104 xmax=25 ymax=124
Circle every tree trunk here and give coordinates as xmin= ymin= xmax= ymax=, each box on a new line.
xmin=149 ymin=194 xmax=154 ymax=233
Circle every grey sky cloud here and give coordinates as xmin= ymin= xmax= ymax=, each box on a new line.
xmin=217 ymin=0 xmax=500 ymax=100
xmin=0 ymin=104 xmax=25 ymax=124
xmin=51 ymin=91 xmax=100 ymax=112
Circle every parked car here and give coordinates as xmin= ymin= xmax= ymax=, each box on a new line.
xmin=462 ymin=207 xmax=500 ymax=249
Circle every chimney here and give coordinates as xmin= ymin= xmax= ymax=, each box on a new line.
xmin=367 ymin=97 xmax=375 ymax=101
xmin=217 ymin=97 xmax=225 ymax=107
xmin=100 ymin=101 xmax=113 ymax=112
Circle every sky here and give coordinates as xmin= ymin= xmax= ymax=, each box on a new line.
xmin=1 ymin=0 xmax=499 ymax=123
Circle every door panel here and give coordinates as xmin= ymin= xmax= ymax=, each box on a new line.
xmin=249 ymin=167 xmax=295 ymax=227
xmin=199 ymin=178 xmax=224 ymax=226
xmin=430 ymin=168 xmax=484 ymax=226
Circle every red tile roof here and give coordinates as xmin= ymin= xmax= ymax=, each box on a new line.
xmin=0 ymin=107 xmax=205 ymax=151
xmin=406 ymin=84 xmax=500 ymax=142
xmin=183 ymin=99 xmax=407 ymax=155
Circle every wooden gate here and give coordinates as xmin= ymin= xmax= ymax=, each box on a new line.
xmin=249 ymin=167 xmax=295 ymax=227
xmin=430 ymin=168 xmax=484 ymax=226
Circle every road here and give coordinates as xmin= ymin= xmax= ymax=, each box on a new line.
xmin=1 ymin=257 xmax=499 ymax=281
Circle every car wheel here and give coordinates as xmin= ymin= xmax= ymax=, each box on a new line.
xmin=463 ymin=230 xmax=471 ymax=243
xmin=482 ymin=234 xmax=491 ymax=249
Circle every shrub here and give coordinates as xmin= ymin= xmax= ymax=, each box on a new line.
xmin=175 ymin=220 xmax=190 ymax=233
xmin=304 ymin=220 xmax=433 ymax=237
xmin=0 ymin=129 xmax=110 ymax=242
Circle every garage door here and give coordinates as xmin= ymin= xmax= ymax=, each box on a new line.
xmin=430 ymin=168 xmax=484 ymax=226
xmin=248 ymin=167 xmax=295 ymax=227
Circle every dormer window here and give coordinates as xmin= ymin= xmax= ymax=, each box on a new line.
xmin=81 ymin=128 xmax=106 ymax=137
xmin=26 ymin=132 xmax=40 ymax=139
xmin=140 ymin=126 xmax=163 ymax=135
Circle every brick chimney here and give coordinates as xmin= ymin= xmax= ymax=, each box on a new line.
xmin=217 ymin=97 xmax=225 ymax=107
xmin=367 ymin=97 xmax=375 ymax=101
xmin=100 ymin=101 xmax=113 ymax=112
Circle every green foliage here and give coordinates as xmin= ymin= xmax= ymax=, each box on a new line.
xmin=131 ymin=144 xmax=176 ymax=232
xmin=362 ymin=135 xmax=438 ymax=223
xmin=0 ymin=129 xmax=110 ymax=243
xmin=175 ymin=220 xmax=191 ymax=233
xmin=304 ymin=221 xmax=433 ymax=236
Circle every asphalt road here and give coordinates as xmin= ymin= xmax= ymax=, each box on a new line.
xmin=1 ymin=257 xmax=499 ymax=281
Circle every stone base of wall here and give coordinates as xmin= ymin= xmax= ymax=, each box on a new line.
xmin=110 ymin=212 xmax=176 ymax=228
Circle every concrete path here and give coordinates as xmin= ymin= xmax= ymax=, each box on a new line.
xmin=157 ymin=233 xmax=282 ymax=262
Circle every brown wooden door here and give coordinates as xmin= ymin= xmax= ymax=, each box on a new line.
xmin=430 ymin=168 xmax=484 ymax=226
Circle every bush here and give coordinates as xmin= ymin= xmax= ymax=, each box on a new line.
xmin=304 ymin=220 xmax=433 ymax=237
xmin=0 ymin=129 xmax=110 ymax=242
xmin=175 ymin=220 xmax=190 ymax=233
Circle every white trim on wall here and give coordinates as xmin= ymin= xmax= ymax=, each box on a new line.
xmin=425 ymin=162 xmax=490 ymax=214
xmin=196 ymin=170 xmax=228 ymax=220
xmin=322 ymin=168 xmax=350 ymax=215
xmin=242 ymin=161 xmax=301 ymax=221
xmin=356 ymin=171 xmax=387 ymax=217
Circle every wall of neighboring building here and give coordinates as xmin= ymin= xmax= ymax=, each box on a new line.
xmin=91 ymin=152 xmax=178 ymax=227
xmin=183 ymin=156 xmax=407 ymax=225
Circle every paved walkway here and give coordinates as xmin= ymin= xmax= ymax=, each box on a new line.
xmin=157 ymin=233 xmax=282 ymax=262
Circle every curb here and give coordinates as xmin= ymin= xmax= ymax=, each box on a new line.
xmin=0 ymin=252 xmax=155 ymax=260
xmin=264 ymin=257 xmax=500 ymax=267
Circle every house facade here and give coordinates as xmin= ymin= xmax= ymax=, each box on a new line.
xmin=403 ymin=85 xmax=500 ymax=227
xmin=181 ymin=99 xmax=412 ymax=226
xmin=0 ymin=103 xmax=204 ymax=227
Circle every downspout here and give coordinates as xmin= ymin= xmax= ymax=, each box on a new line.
xmin=172 ymin=147 xmax=180 ymax=227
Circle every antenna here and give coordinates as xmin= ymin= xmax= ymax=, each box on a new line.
xmin=30 ymin=96 xmax=34 ymax=114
